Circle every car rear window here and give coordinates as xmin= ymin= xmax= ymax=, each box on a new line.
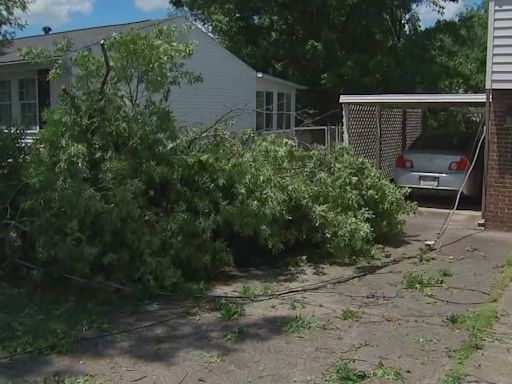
xmin=410 ymin=131 xmax=476 ymax=152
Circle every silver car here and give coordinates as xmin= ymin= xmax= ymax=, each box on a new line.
xmin=394 ymin=131 xmax=483 ymax=197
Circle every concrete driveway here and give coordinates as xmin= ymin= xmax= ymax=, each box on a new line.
xmin=2 ymin=210 xmax=512 ymax=384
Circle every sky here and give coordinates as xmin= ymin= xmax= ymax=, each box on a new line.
xmin=17 ymin=0 xmax=483 ymax=38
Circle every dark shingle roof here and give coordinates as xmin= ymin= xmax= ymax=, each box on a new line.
xmin=0 ymin=19 xmax=166 ymax=64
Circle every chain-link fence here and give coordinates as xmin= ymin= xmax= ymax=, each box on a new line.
xmin=259 ymin=105 xmax=423 ymax=179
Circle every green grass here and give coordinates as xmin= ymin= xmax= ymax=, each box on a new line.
xmin=222 ymin=326 xmax=248 ymax=341
xmin=237 ymin=283 xmax=276 ymax=300
xmin=239 ymin=284 xmax=257 ymax=300
xmin=438 ymin=268 xmax=454 ymax=278
xmin=441 ymin=372 xmax=463 ymax=384
xmin=0 ymin=284 xmax=110 ymax=358
xmin=288 ymin=299 xmax=305 ymax=310
xmin=340 ymin=308 xmax=362 ymax=322
xmin=279 ymin=314 xmax=321 ymax=333
xmin=325 ymin=361 xmax=369 ymax=384
xmin=442 ymin=255 xmax=512 ymax=382
xmin=411 ymin=335 xmax=439 ymax=346
xmin=372 ymin=362 xmax=405 ymax=382
xmin=260 ymin=283 xmax=276 ymax=296
xmin=403 ymin=270 xmax=445 ymax=291
xmin=202 ymin=352 xmax=224 ymax=367
xmin=325 ymin=361 xmax=405 ymax=383
xmin=215 ymin=299 xmax=246 ymax=320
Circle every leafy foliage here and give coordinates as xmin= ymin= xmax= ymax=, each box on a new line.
xmin=0 ymin=285 xmax=109 ymax=357
xmin=0 ymin=0 xmax=29 ymax=50
xmin=325 ymin=361 xmax=369 ymax=384
xmin=372 ymin=361 xmax=405 ymax=382
xmin=6 ymin=23 xmax=414 ymax=290
xmin=215 ymin=299 xmax=246 ymax=320
xmin=0 ymin=127 xmax=26 ymax=261
xmin=278 ymin=314 xmax=321 ymax=333
xmin=340 ymin=308 xmax=362 ymax=322
xmin=403 ymin=271 xmax=445 ymax=291
xmin=170 ymin=0 xmax=482 ymax=119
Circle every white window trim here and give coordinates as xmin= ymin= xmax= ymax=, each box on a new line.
xmin=256 ymin=89 xmax=296 ymax=131
xmin=0 ymin=75 xmax=39 ymax=132
xmin=0 ymin=80 xmax=12 ymax=126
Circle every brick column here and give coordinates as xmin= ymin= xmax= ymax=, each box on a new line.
xmin=485 ymin=90 xmax=512 ymax=231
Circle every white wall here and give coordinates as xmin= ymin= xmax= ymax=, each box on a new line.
xmin=168 ymin=20 xmax=257 ymax=130
xmin=487 ymin=0 xmax=512 ymax=89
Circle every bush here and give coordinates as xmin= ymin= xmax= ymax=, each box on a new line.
xmin=0 ymin=127 xmax=27 ymax=262
xmin=11 ymin=25 xmax=414 ymax=290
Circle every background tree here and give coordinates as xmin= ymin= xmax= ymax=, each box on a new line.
xmin=0 ymin=0 xmax=29 ymax=49
xmin=0 ymin=0 xmax=29 ymax=259
xmin=170 ymin=0 xmax=485 ymax=122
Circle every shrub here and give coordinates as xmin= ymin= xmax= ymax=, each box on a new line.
xmin=10 ymin=25 xmax=414 ymax=290
xmin=0 ymin=127 xmax=27 ymax=263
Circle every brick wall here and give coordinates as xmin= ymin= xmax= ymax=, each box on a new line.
xmin=485 ymin=90 xmax=512 ymax=231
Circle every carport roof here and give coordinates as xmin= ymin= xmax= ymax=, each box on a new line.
xmin=339 ymin=93 xmax=486 ymax=107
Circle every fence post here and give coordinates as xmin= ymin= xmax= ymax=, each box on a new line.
xmin=324 ymin=125 xmax=329 ymax=151
xmin=401 ymin=108 xmax=407 ymax=152
xmin=375 ymin=104 xmax=382 ymax=170
xmin=342 ymin=103 xmax=350 ymax=146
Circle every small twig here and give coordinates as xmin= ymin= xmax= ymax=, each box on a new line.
xmin=178 ymin=372 xmax=189 ymax=384
xmin=187 ymin=107 xmax=247 ymax=149
xmin=100 ymin=40 xmax=111 ymax=94
xmin=61 ymin=86 xmax=81 ymax=114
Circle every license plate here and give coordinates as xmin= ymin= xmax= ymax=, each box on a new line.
xmin=419 ymin=176 xmax=439 ymax=188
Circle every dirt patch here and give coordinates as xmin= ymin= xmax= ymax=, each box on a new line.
xmin=2 ymin=211 xmax=512 ymax=384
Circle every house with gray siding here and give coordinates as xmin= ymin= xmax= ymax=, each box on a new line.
xmin=485 ymin=0 xmax=512 ymax=230
xmin=0 ymin=17 xmax=305 ymax=134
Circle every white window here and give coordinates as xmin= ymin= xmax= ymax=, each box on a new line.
xmin=0 ymin=80 xmax=12 ymax=127
xmin=0 ymin=77 xmax=39 ymax=130
xmin=257 ymin=90 xmax=293 ymax=131
xmin=19 ymin=78 xmax=38 ymax=128
xmin=277 ymin=92 xmax=292 ymax=130
xmin=256 ymin=91 xmax=264 ymax=131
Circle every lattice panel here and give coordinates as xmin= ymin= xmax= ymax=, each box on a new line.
xmin=347 ymin=104 xmax=378 ymax=164
xmin=346 ymin=106 xmax=424 ymax=177
xmin=380 ymin=108 xmax=403 ymax=178
xmin=405 ymin=109 xmax=423 ymax=148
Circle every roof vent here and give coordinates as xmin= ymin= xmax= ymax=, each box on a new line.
xmin=42 ymin=26 xmax=52 ymax=35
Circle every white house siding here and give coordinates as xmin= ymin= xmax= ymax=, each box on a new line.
xmin=487 ymin=0 xmax=512 ymax=89
xmin=167 ymin=20 xmax=256 ymax=130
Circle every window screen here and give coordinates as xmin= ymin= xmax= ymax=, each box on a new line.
xmin=0 ymin=80 xmax=12 ymax=127
xmin=19 ymin=78 xmax=37 ymax=127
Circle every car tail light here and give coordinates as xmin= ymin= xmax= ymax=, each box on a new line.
xmin=448 ymin=157 xmax=470 ymax=172
xmin=395 ymin=155 xmax=414 ymax=169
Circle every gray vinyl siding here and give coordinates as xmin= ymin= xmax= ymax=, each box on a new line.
xmin=487 ymin=0 xmax=512 ymax=89
xmin=167 ymin=20 xmax=256 ymax=130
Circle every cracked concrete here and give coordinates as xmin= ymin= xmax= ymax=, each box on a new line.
xmin=1 ymin=209 xmax=512 ymax=384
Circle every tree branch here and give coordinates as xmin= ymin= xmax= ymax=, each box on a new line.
xmin=186 ymin=107 xmax=247 ymax=149
xmin=61 ymin=86 xmax=80 ymax=114
xmin=100 ymin=40 xmax=111 ymax=94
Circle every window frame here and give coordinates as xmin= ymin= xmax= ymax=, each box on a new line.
xmin=0 ymin=79 xmax=13 ymax=127
xmin=256 ymin=90 xmax=294 ymax=131
xmin=0 ymin=74 xmax=40 ymax=132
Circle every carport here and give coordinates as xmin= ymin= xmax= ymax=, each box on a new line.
xmin=339 ymin=93 xmax=487 ymax=216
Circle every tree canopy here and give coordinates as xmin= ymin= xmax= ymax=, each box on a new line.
xmin=170 ymin=0 xmax=487 ymax=120
xmin=0 ymin=0 xmax=28 ymax=47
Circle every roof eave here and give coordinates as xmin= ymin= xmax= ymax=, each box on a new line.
xmin=257 ymin=72 xmax=307 ymax=90
xmin=339 ymin=93 xmax=487 ymax=107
